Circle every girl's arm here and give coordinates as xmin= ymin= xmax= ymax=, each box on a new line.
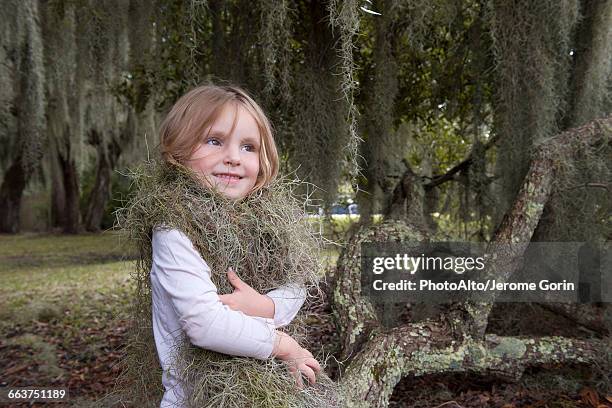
xmin=152 ymin=228 xmax=276 ymax=359
xmin=219 ymin=270 xmax=307 ymax=328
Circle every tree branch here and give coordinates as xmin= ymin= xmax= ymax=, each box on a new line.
xmin=340 ymin=323 xmax=607 ymax=408
xmin=424 ymin=133 xmax=500 ymax=190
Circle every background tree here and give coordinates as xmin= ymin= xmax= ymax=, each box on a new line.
xmin=0 ymin=0 xmax=45 ymax=233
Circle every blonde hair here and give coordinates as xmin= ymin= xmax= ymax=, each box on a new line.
xmin=159 ymin=84 xmax=279 ymax=192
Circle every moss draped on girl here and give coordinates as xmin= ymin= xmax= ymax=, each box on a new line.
xmin=116 ymin=160 xmax=340 ymax=408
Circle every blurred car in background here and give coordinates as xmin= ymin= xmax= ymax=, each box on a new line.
xmin=330 ymin=204 xmax=349 ymax=215
xmin=308 ymin=203 xmax=359 ymax=218
xmin=330 ymin=203 xmax=359 ymax=215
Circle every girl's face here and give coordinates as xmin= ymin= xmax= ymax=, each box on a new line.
xmin=186 ymin=103 xmax=261 ymax=200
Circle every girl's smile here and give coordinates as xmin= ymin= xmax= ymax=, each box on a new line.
xmin=214 ymin=172 xmax=242 ymax=183
xmin=186 ymin=103 xmax=261 ymax=200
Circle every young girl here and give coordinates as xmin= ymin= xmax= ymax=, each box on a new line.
xmin=122 ymin=85 xmax=333 ymax=407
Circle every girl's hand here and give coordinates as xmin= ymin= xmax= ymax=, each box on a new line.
xmin=218 ymin=268 xmax=275 ymax=319
xmin=271 ymin=331 xmax=321 ymax=388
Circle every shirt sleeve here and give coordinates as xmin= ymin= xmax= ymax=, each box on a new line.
xmin=152 ymin=228 xmax=276 ymax=360
xmin=265 ymin=284 xmax=307 ymax=328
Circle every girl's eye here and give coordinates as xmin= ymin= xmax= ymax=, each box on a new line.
xmin=242 ymin=144 xmax=256 ymax=152
xmin=206 ymin=138 xmax=221 ymax=146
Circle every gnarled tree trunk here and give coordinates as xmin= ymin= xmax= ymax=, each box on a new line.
xmin=0 ymin=0 xmax=46 ymax=233
xmin=0 ymin=157 xmax=27 ymax=233
xmin=84 ymin=130 xmax=126 ymax=232
xmin=332 ymin=116 xmax=612 ymax=407
xmin=53 ymin=134 xmax=81 ymax=234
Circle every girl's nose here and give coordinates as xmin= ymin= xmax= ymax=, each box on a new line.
xmin=223 ymin=145 xmax=241 ymax=166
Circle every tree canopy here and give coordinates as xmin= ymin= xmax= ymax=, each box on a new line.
xmin=1 ymin=0 xmax=609 ymax=238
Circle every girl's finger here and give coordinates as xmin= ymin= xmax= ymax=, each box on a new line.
xmin=299 ymin=364 xmax=316 ymax=386
xmin=227 ymin=268 xmax=244 ymax=288
xmin=304 ymin=357 xmax=321 ymax=373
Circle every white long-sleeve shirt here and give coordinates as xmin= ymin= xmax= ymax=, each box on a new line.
xmin=150 ymin=228 xmax=307 ymax=407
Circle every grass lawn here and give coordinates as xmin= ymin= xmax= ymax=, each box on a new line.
xmin=0 ymin=232 xmax=134 ymax=406
xmin=0 ymin=232 xmax=340 ymax=407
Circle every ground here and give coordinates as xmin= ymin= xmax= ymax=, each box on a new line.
xmin=0 ymin=233 xmax=609 ymax=407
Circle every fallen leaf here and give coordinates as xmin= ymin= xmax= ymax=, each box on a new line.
xmin=580 ymin=387 xmax=599 ymax=408
xmin=5 ymin=363 xmax=29 ymax=376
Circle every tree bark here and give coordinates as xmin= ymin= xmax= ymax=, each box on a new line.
xmin=54 ymin=134 xmax=81 ymax=234
xmin=341 ymin=327 xmax=607 ymax=408
xmin=59 ymin=155 xmax=80 ymax=234
xmin=50 ymin=148 xmax=67 ymax=229
xmin=333 ymin=116 xmax=612 ymax=407
xmin=333 ymin=221 xmax=427 ymax=360
xmin=209 ymin=0 xmax=225 ymax=79
xmin=0 ymin=157 xmax=26 ymax=233
xmin=84 ymin=147 xmax=112 ymax=232
xmin=84 ymin=130 xmax=124 ymax=232
xmin=0 ymin=0 xmax=46 ymax=233
xmin=564 ymin=0 xmax=612 ymax=128
xmin=356 ymin=0 xmax=403 ymax=225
